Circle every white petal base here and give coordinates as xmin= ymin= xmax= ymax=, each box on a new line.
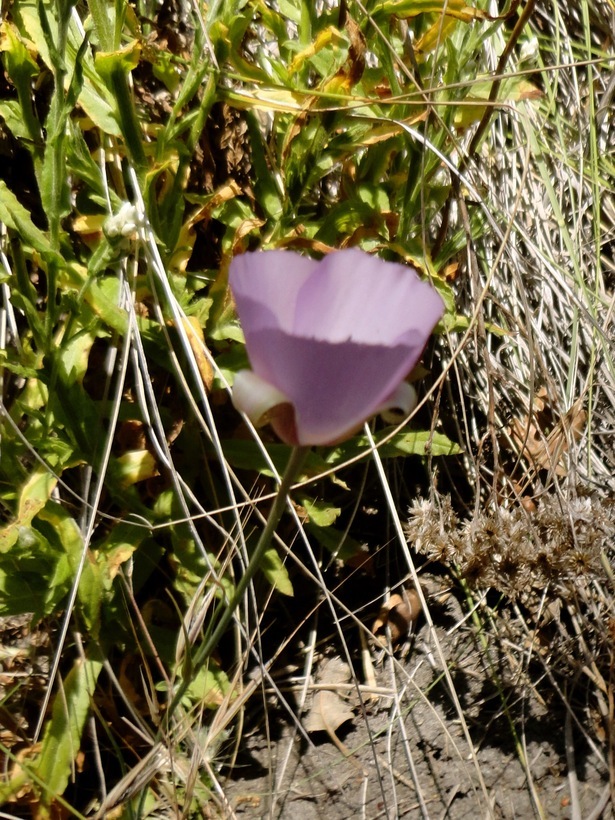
xmin=232 ymin=370 xmax=291 ymax=427
xmin=378 ymin=382 xmax=418 ymax=423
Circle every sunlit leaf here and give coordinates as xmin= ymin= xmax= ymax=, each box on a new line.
xmin=0 ymin=470 xmax=57 ymax=553
xmin=115 ymin=450 xmax=159 ymax=487
xmin=299 ymin=496 xmax=341 ymax=527
xmin=326 ymin=427 xmax=462 ymax=465
xmin=259 ymin=544 xmax=294 ymax=596
xmin=376 ymin=0 xmax=487 ymax=21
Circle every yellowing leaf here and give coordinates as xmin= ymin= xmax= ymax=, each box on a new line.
xmin=453 ymin=77 xmax=543 ymax=128
xmin=58 ymin=330 xmax=96 ymax=387
xmin=415 ymin=15 xmax=459 ymax=55
xmin=103 ymin=544 xmax=137 ymax=580
xmin=94 ymin=40 xmax=142 ymax=79
xmin=177 ymin=316 xmax=214 ymax=393
xmin=72 ymin=213 xmax=106 ymax=235
xmin=381 ymin=0 xmax=487 ymax=21
xmin=115 ymin=450 xmax=158 ymax=486
xmin=0 ymin=21 xmax=39 ymax=75
xmin=289 ymin=27 xmax=344 ymax=74
xmin=226 ymin=87 xmax=306 ymax=113
xmin=0 ymin=470 xmax=57 ymax=553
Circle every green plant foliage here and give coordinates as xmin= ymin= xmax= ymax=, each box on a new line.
xmin=0 ymin=655 xmax=102 ymax=809
xmin=0 ymin=0 xmax=474 ymax=805
xmin=7 ymin=0 xmax=605 ymax=814
xmin=34 ymin=656 xmax=104 ymax=809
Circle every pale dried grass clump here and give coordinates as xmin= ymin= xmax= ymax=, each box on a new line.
xmin=406 ymin=494 xmax=615 ymax=597
xmin=407 ymin=492 xmax=615 ymax=733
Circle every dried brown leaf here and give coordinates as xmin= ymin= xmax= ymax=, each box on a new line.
xmin=304 ymin=657 xmax=354 ymax=734
xmin=372 ymin=588 xmax=422 ymax=646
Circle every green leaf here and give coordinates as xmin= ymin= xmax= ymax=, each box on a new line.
xmin=0 ymin=99 xmax=33 ymax=140
xmin=306 ymin=523 xmax=368 ymax=565
xmin=326 ymin=427 xmax=462 ymax=465
xmin=0 ymin=20 xmax=43 ymax=150
xmin=0 ymin=181 xmax=62 ymax=264
xmin=220 ymin=439 xmax=329 ymax=479
xmin=94 ymin=41 xmax=147 ymax=167
xmin=151 ymin=47 xmax=180 ymax=93
xmin=245 ymin=111 xmax=284 ymax=221
xmin=378 ymin=429 xmax=462 ymax=458
xmin=83 ymin=276 xmax=128 ymax=334
xmin=34 ymin=655 xmax=103 ymax=804
xmin=36 ymin=501 xmax=104 ymax=630
xmin=0 ymin=469 xmax=57 ymax=553
xmin=315 ymin=198 xmax=384 ymax=245
xmin=45 ymin=363 xmax=105 ymax=459
xmin=66 ymin=118 xmax=112 ymax=196
xmin=13 ymin=0 xmax=119 ymax=134
xmin=299 ymin=496 xmax=341 ymax=527
xmin=260 ymin=544 xmax=293 ymax=596
xmin=57 ymin=328 xmax=96 ymax=386
xmin=277 ymin=0 xmax=302 ymax=24
xmin=0 ymin=349 xmax=40 ymax=380
xmin=183 ymin=660 xmax=233 ymax=708
xmin=0 ymin=533 xmax=56 ymax=618
xmin=94 ymin=39 xmax=141 ymax=78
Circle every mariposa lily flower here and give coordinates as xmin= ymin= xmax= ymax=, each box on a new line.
xmin=229 ymin=248 xmax=444 ymax=446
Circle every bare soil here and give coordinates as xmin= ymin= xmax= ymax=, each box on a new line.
xmin=222 ymin=588 xmax=612 ymax=819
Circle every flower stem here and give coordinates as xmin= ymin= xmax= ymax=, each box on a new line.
xmin=165 ymin=445 xmax=310 ymax=722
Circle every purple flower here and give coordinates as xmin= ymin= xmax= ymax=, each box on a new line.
xmin=229 ymin=248 xmax=444 ymax=446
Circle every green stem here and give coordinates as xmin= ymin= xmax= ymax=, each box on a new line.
xmin=165 ymin=445 xmax=310 ymax=722
xmin=87 ymin=0 xmax=114 ymax=50
xmin=109 ymin=67 xmax=147 ymax=170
